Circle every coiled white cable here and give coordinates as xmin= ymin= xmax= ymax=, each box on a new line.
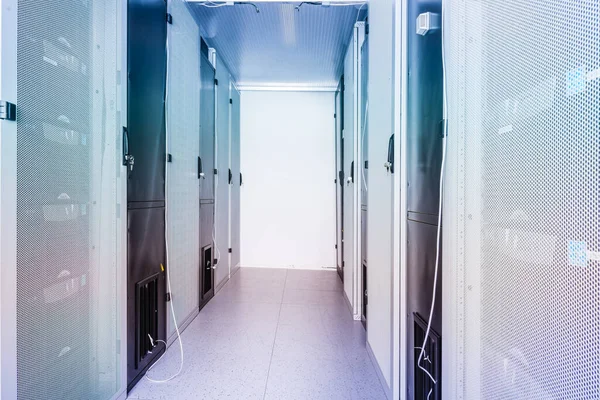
xmin=145 ymin=4 xmax=184 ymax=383
xmin=416 ymin=1 xmax=448 ymax=395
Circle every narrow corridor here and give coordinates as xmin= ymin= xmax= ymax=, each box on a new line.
xmin=128 ymin=268 xmax=387 ymax=399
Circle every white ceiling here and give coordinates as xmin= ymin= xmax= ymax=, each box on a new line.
xmin=187 ymin=2 xmax=365 ymax=89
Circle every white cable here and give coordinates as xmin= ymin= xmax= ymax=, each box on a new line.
xmin=145 ymin=5 xmax=184 ymax=383
xmin=416 ymin=0 xmax=448 ymax=391
xmin=197 ymin=1 xmax=229 ymax=7
xmin=354 ymin=2 xmax=366 ymax=24
xmin=198 ymin=3 xmax=229 ymax=8
xmin=331 ymin=2 xmax=367 ymax=6
xmin=361 ymin=100 xmax=368 ymax=192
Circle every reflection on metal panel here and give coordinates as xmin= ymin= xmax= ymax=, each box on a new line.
xmin=15 ymin=0 xmax=121 ymax=398
xmin=445 ymin=0 xmax=600 ymax=398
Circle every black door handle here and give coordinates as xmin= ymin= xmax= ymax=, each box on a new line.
xmin=387 ymin=134 xmax=394 ymax=173
xmin=122 ymin=127 xmax=129 ymax=166
xmin=228 ymin=168 xmax=233 ymax=184
xmin=122 ymin=127 xmax=134 ymax=171
xmin=198 ymin=157 xmax=204 ymax=179
xmin=240 ymin=172 xmax=243 ymax=186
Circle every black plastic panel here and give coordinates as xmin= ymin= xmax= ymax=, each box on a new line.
xmin=199 ymin=54 xmax=215 ymax=201
xmin=126 ymin=0 xmax=167 ymax=390
xmin=127 ymin=0 xmax=167 ymax=203
xmin=407 ymin=219 xmax=443 ymax=400
xmin=127 ymin=207 xmax=166 ymax=390
xmin=406 ymin=0 xmax=444 ymax=216
xmin=199 ymin=202 xmax=214 ymax=250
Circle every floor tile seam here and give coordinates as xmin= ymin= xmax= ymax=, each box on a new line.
xmin=282 ymin=287 xmax=344 ymax=293
xmin=262 ymin=269 xmax=287 ymax=399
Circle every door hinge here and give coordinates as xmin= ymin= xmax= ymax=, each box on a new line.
xmin=165 ymin=292 xmax=171 ymax=302
xmin=166 ymin=13 xmax=173 ymax=24
xmin=214 ymin=78 xmax=219 ymax=86
xmin=229 ymin=98 xmax=233 ymax=104
xmin=213 ymin=258 xmax=218 ymax=265
xmin=228 ymin=248 xmax=232 ymax=253
xmin=335 ymin=244 xmax=338 ymax=249
xmin=364 ymin=160 xmax=368 ymax=169
xmin=0 ymin=101 xmax=16 ymax=121
xmin=214 ymin=168 xmax=218 ymax=175
xmin=167 ymin=153 xmax=172 ymax=163
xmin=334 ymin=113 xmax=337 ymax=118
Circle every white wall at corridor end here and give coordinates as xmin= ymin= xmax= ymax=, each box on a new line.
xmin=240 ymin=91 xmax=336 ymax=270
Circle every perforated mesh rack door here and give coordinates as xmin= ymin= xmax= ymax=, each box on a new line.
xmin=166 ymin=0 xmax=201 ymax=337
xmin=15 ymin=0 xmax=121 ymax=398
xmin=444 ymin=0 xmax=600 ymax=398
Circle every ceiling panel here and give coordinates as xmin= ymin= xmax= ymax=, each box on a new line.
xmin=187 ymin=2 xmax=365 ymax=89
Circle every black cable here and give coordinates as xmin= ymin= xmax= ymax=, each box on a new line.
xmin=235 ymin=1 xmax=260 ymax=13
xmin=295 ymin=2 xmax=321 ymax=12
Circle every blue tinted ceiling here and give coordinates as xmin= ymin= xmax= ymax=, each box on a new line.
xmin=187 ymin=2 xmax=365 ymax=89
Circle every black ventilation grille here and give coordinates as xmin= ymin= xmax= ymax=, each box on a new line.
xmin=202 ymin=245 xmax=213 ymax=295
xmin=414 ymin=313 xmax=441 ymax=400
xmin=136 ymin=274 xmax=159 ymax=366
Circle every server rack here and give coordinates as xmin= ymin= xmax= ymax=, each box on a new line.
xmin=199 ymin=51 xmax=216 ymax=309
xmin=335 ymin=76 xmax=345 ymax=282
xmin=360 ymin=36 xmax=369 ymax=328
xmin=15 ymin=3 xmax=91 ymax=394
xmin=8 ymin=0 xmax=123 ymax=398
xmin=404 ymin=0 xmax=444 ymax=399
xmin=126 ymin=0 xmax=168 ymax=390
xmin=229 ymin=85 xmax=242 ymax=274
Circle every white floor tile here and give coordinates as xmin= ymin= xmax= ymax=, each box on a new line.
xmin=127 ymin=268 xmax=385 ymax=400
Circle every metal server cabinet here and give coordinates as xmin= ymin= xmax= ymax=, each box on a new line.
xmin=405 ymin=0 xmax=444 ymax=399
xmin=8 ymin=1 xmax=123 ymax=398
xmin=335 ymin=77 xmax=344 ymax=281
xmin=229 ymin=86 xmax=242 ymax=274
xmin=127 ymin=0 xmax=168 ymax=390
xmin=14 ymin=1 xmax=93 ymax=397
xmin=199 ymin=51 xmax=216 ymax=308
xmin=360 ymin=36 xmax=369 ymax=327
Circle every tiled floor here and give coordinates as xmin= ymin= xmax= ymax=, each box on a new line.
xmin=127 ymin=268 xmax=387 ymax=400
